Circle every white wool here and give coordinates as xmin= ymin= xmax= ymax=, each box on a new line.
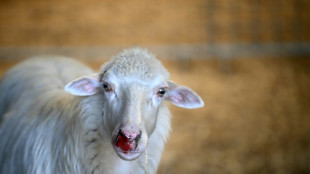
xmin=0 ymin=48 xmax=203 ymax=174
xmin=0 ymin=52 xmax=172 ymax=174
xmin=101 ymin=48 xmax=170 ymax=81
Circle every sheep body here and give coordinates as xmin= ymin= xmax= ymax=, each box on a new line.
xmin=0 ymin=57 xmax=94 ymax=173
xmin=0 ymin=55 xmax=171 ymax=174
xmin=0 ymin=48 xmax=203 ymax=174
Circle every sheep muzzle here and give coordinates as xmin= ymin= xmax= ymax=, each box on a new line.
xmin=115 ymin=129 xmax=141 ymax=153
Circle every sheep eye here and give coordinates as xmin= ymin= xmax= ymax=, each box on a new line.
xmin=157 ymin=88 xmax=166 ymax=97
xmin=103 ymin=82 xmax=112 ymax=92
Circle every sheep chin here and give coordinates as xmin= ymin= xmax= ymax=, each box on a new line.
xmin=113 ymin=146 xmax=146 ymax=161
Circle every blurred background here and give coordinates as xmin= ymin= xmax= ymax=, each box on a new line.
xmin=0 ymin=0 xmax=310 ymax=173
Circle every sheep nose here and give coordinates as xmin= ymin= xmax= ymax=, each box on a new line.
xmin=120 ymin=128 xmax=141 ymax=140
xmin=115 ymin=128 xmax=141 ymax=152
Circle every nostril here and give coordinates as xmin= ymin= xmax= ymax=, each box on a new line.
xmin=120 ymin=128 xmax=141 ymax=140
xmin=134 ymin=131 xmax=142 ymax=142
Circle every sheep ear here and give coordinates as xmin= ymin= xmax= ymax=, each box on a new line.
xmin=65 ymin=73 xmax=101 ymax=96
xmin=165 ymin=81 xmax=204 ymax=109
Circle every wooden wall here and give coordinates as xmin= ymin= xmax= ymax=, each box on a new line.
xmin=0 ymin=0 xmax=309 ymax=46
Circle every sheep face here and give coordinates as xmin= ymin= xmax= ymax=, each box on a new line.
xmin=101 ymin=74 xmax=166 ymax=160
xmin=65 ymin=48 xmax=204 ymax=161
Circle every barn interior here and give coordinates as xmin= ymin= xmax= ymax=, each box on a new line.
xmin=0 ymin=0 xmax=310 ymax=173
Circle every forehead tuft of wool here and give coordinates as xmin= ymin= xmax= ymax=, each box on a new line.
xmin=103 ymin=48 xmax=170 ymax=81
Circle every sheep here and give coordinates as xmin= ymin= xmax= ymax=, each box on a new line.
xmin=0 ymin=48 xmax=204 ymax=174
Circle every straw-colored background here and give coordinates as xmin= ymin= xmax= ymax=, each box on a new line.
xmin=1 ymin=0 xmax=310 ymax=173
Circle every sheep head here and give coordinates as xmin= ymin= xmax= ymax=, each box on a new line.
xmin=65 ymin=48 xmax=204 ymax=160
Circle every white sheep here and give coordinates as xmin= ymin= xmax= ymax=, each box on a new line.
xmin=0 ymin=48 xmax=204 ymax=174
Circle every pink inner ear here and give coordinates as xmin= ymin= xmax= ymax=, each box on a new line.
xmin=170 ymin=93 xmax=183 ymax=103
xmin=74 ymin=79 xmax=89 ymax=87
xmin=66 ymin=77 xmax=100 ymax=96
xmin=73 ymin=79 xmax=92 ymax=91
xmin=167 ymin=86 xmax=204 ymax=109
xmin=83 ymin=82 xmax=97 ymax=93
xmin=183 ymin=90 xmax=201 ymax=103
